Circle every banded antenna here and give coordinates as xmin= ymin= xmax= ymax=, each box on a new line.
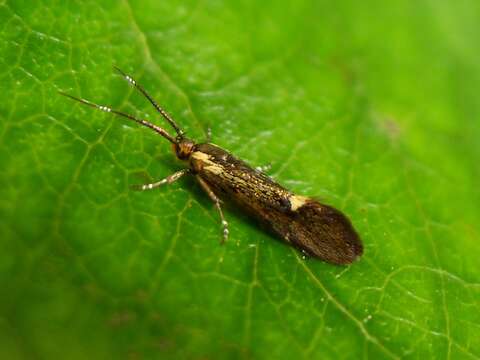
xmin=113 ymin=66 xmax=184 ymax=137
xmin=58 ymin=91 xmax=177 ymax=144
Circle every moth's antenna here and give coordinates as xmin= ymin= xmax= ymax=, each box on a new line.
xmin=113 ymin=66 xmax=184 ymax=137
xmin=59 ymin=91 xmax=177 ymax=144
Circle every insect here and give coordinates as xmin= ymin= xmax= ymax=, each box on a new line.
xmin=60 ymin=67 xmax=363 ymax=265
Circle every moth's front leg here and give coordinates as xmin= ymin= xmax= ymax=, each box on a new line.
xmin=131 ymin=168 xmax=191 ymax=191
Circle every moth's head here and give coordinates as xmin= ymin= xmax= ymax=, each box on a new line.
xmin=173 ymin=137 xmax=195 ymax=160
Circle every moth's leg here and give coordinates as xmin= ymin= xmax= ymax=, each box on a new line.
xmin=205 ymin=126 xmax=212 ymax=142
xmin=196 ymin=175 xmax=228 ymax=244
xmin=131 ymin=169 xmax=190 ymax=191
xmin=255 ymin=163 xmax=272 ymax=173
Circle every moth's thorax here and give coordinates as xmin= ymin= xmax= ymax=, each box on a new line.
xmin=189 ymin=147 xmax=222 ymax=174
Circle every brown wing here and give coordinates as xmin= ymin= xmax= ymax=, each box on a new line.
xmin=246 ymin=198 xmax=361 ymax=264
xmin=192 ymin=143 xmax=293 ymax=211
xmin=192 ymin=143 xmax=363 ymax=264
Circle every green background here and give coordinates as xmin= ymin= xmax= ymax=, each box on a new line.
xmin=1 ymin=0 xmax=479 ymax=359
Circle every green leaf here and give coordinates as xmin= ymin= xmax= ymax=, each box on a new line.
xmin=1 ymin=1 xmax=479 ymax=359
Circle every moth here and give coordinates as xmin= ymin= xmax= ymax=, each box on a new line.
xmin=60 ymin=67 xmax=363 ymax=265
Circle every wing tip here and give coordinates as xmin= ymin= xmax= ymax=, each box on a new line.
xmin=295 ymin=199 xmax=364 ymax=265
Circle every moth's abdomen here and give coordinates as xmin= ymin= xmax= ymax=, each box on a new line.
xmin=287 ymin=198 xmax=362 ymax=264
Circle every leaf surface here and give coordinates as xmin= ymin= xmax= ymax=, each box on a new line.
xmin=1 ymin=1 xmax=480 ymax=359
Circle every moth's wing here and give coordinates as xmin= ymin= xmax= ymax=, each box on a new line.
xmin=264 ymin=199 xmax=362 ymax=265
xmin=290 ymin=200 xmax=362 ymax=264
xmin=194 ymin=144 xmax=363 ymax=264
